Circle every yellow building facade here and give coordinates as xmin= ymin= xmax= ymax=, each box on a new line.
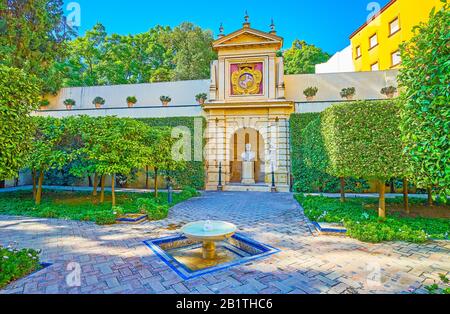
xmin=350 ymin=0 xmax=445 ymax=72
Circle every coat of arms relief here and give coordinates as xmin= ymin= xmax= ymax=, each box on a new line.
xmin=231 ymin=63 xmax=263 ymax=95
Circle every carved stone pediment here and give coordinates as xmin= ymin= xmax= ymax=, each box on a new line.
xmin=213 ymin=28 xmax=283 ymax=51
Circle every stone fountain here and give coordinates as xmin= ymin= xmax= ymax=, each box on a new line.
xmin=181 ymin=220 xmax=237 ymax=259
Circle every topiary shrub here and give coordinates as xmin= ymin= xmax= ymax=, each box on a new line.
xmin=321 ymin=100 xmax=408 ymax=217
xmin=290 ymin=113 xmax=369 ymax=193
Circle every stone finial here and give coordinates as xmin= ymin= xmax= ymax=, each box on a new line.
xmin=243 ymin=11 xmax=250 ymax=28
xmin=269 ymin=18 xmax=276 ymax=34
xmin=218 ymin=23 xmax=225 ymax=38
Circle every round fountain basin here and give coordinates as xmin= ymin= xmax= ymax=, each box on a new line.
xmin=181 ymin=221 xmax=237 ymax=242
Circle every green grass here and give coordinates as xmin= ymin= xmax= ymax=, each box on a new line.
xmin=295 ymin=195 xmax=450 ymax=243
xmin=0 ymin=188 xmax=198 ymax=225
xmin=0 ymin=246 xmax=41 ymax=289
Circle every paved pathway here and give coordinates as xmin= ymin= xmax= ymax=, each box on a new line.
xmin=0 ymin=192 xmax=448 ymax=294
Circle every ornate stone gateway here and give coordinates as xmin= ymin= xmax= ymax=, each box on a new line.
xmin=203 ymin=17 xmax=294 ymax=192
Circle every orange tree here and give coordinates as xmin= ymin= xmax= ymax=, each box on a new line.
xmin=398 ymin=2 xmax=450 ymax=201
xmin=28 ymin=117 xmax=71 ymax=205
xmin=321 ymin=101 xmax=408 ymax=218
xmin=143 ymin=127 xmax=185 ymax=198
xmin=80 ymin=116 xmax=150 ymax=207
xmin=0 ymin=66 xmax=40 ymax=182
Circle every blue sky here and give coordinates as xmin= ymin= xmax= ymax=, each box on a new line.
xmin=64 ymin=0 xmax=390 ymax=54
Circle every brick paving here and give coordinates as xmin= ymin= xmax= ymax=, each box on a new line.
xmin=0 ymin=191 xmax=448 ymax=294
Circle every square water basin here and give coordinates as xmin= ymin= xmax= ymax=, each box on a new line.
xmin=313 ymin=221 xmax=347 ymax=234
xmin=143 ymin=233 xmax=279 ymax=280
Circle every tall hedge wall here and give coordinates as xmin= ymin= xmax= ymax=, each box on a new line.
xmin=290 ymin=113 xmax=369 ymax=193
xmin=321 ymin=100 xmax=406 ymax=180
xmin=138 ymin=117 xmax=206 ymax=190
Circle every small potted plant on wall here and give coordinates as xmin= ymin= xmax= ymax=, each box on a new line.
xmin=93 ymin=96 xmax=105 ymax=109
xmin=340 ymin=87 xmax=356 ymax=100
xmin=303 ymin=87 xmax=318 ymax=101
xmin=126 ymin=96 xmax=137 ymax=108
xmin=39 ymin=99 xmax=50 ymax=110
xmin=63 ymin=98 xmax=76 ymax=110
xmin=380 ymin=86 xmax=397 ymax=99
xmin=195 ymin=93 xmax=207 ymax=105
xmin=160 ymin=95 xmax=171 ymax=107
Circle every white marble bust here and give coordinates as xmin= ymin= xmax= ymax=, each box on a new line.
xmin=241 ymin=144 xmax=256 ymax=162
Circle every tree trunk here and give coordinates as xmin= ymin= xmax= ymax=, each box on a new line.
xmin=154 ymin=168 xmax=158 ymax=198
xmin=111 ymin=174 xmax=116 ymax=207
xmin=92 ymin=173 xmax=98 ymax=196
xmin=340 ymin=177 xmax=346 ymax=203
xmin=427 ymin=187 xmax=433 ymax=207
xmin=88 ymin=175 xmax=93 ymax=187
xmin=100 ymin=175 xmax=106 ymax=203
xmin=0 ymin=180 xmax=5 ymax=189
xmin=390 ymin=179 xmax=395 ymax=193
xmin=35 ymin=170 xmax=44 ymax=205
xmin=145 ymin=166 xmax=149 ymax=190
xmin=32 ymin=169 xmax=37 ymax=199
xmin=403 ymin=178 xmax=409 ymax=214
xmin=378 ymin=181 xmax=386 ymax=218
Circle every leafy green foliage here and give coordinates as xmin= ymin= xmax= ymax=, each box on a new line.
xmin=61 ymin=22 xmax=215 ymax=87
xmin=160 ymin=96 xmax=172 ymax=103
xmin=179 ymin=186 xmax=200 ymax=199
xmin=0 ymin=189 xmax=194 ymax=224
xmin=94 ymin=211 xmax=117 ymax=225
xmin=0 ymin=65 xmax=40 ymax=180
xmin=296 ymin=195 xmax=449 ymax=243
xmin=92 ymin=97 xmax=105 ymax=105
xmin=195 ymin=93 xmax=208 ymax=102
xmin=0 ymin=245 xmax=41 ymax=289
xmin=290 ymin=113 xmax=369 ymax=193
xmin=29 ymin=117 xmax=71 ymax=173
xmin=283 ymin=40 xmax=331 ymax=74
xmin=0 ymin=0 xmax=75 ymax=94
xmin=380 ymin=86 xmax=397 ymax=96
xmin=63 ymin=99 xmax=76 ymax=106
xmin=139 ymin=117 xmax=206 ymax=189
xmin=171 ymin=22 xmax=216 ymax=81
xmin=321 ymin=100 xmax=407 ymax=180
xmin=340 ymin=87 xmax=356 ymax=98
xmin=126 ymin=96 xmax=137 ymax=104
xmin=82 ymin=117 xmax=150 ymax=176
xmin=303 ymin=87 xmax=318 ymax=98
xmin=136 ymin=198 xmax=169 ymax=220
xmin=398 ymin=2 xmax=450 ymax=199
xmin=425 ymin=274 xmax=450 ymax=295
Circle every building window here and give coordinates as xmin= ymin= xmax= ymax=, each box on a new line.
xmin=369 ymin=33 xmax=378 ymax=49
xmin=355 ymin=46 xmax=361 ymax=59
xmin=391 ymin=50 xmax=401 ymax=67
xmin=389 ymin=17 xmax=400 ymax=36
xmin=371 ymin=62 xmax=379 ymax=71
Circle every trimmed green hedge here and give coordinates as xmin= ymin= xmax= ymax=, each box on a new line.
xmin=290 ymin=113 xmax=368 ymax=193
xmin=296 ymin=195 xmax=449 ymax=243
xmin=138 ymin=117 xmax=206 ymax=190
xmin=321 ymin=100 xmax=406 ymax=180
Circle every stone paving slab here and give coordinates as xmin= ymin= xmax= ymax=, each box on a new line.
xmin=0 ymin=191 xmax=449 ymax=294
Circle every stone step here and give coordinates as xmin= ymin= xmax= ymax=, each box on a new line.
xmin=224 ymin=184 xmax=271 ymax=192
